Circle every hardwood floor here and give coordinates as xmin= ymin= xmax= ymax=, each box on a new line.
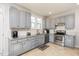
xmin=22 ymin=43 xmax=79 ymax=56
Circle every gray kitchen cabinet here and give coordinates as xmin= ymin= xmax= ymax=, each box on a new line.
xmin=30 ymin=37 xmax=36 ymax=49
xmin=22 ymin=38 xmax=31 ymax=53
xmin=9 ymin=40 xmax=17 ymax=56
xmin=55 ymin=18 xmax=60 ymax=25
xmin=20 ymin=11 xmax=26 ymax=28
xmin=51 ymin=19 xmax=55 ymax=29
xmin=13 ymin=43 xmax=22 ymax=56
xmin=59 ymin=17 xmax=65 ymax=23
xmin=65 ymin=14 xmax=75 ymax=29
xmin=9 ymin=6 xmax=20 ymax=28
xmin=9 ymin=6 xmax=31 ymax=29
xmin=30 ymin=35 xmax=44 ymax=49
xmin=75 ymin=35 xmax=79 ymax=48
xmin=9 ymin=41 xmax=22 ymax=56
xmin=38 ymin=35 xmax=45 ymax=45
xmin=26 ymin=12 xmax=31 ymax=28
xmin=20 ymin=11 xmax=31 ymax=28
xmin=46 ymin=19 xmax=51 ymax=29
xmin=9 ymin=34 xmax=45 ymax=56
xmin=42 ymin=19 xmax=46 ymax=29
xmin=55 ymin=17 xmax=65 ymax=25
xmin=64 ymin=35 xmax=75 ymax=48
xmin=49 ymin=34 xmax=54 ymax=43
xmin=33 ymin=37 xmax=39 ymax=47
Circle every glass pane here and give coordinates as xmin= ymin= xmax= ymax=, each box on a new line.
xmin=37 ymin=18 xmax=42 ymax=23
xmin=31 ymin=16 xmax=36 ymax=22
xmin=31 ymin=22 xmax=35 ymax=28
xmin=37 ymin=23 xmax=41 ymax=29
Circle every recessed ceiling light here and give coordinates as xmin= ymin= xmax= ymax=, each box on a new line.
xmin=49 ymin=12 xmax=52 ymax=14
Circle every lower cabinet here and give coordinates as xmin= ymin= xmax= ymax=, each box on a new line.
xmin=64 ymin=35 xmax=75 ymax=48
xmin=75 ymin=35 xmax=79 ymax=48
xmin=9 ymin=35 xmax=45 ymax=56
xmin=9 ymin=42 xmax=23 ymax=56
xmin=49 ymin=34 xmax=54 ymax=43
xmin=13 ymin=43 xmax=23 ymax=56
xmin=22 ymin=39 xmax=31 ymax=53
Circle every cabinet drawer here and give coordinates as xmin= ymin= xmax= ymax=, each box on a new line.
xmin=17 ymin=39 xmax=26 ymax=43
xmin=11 ymin=40 xmax=18 ymax=44
xmin=64 ymin=35 xmax=75 ymax=47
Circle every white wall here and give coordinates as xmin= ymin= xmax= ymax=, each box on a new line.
xmin=74 ymin=8 xmax=79 ymax=48
xmin=0 ymin=4 xmax=11 ymax=56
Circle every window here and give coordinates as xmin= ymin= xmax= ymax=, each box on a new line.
xmin=31 ymin=16 xmax=42 ymax=29
xmin=37 ymin=18 xmax=42 ymax=29
xmin=31 ymin=16 xmax=36 ymax=29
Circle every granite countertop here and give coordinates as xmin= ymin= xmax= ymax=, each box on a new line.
xmin=9 ymin=34 xmax=45 ymax=41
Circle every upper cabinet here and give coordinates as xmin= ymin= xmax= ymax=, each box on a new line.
xmin=55 ymin=16 xmax=65 ymax=25
xmin=26 ymin=12 xmax=31 ymax=28
xmin=51 ymin=19 xmax=55 ymax=29
xmin=42 ymin=19 xmax=46 ymax=29
xmin=50 ymin=14 xmax=75 ymax=29
xmin=59 ymin=17 xmax=65 ymax=23
xmin=65 ymin=14 xmax=75 ymax=29
xmin=20 ymin=11 xmax=26 ymax=28
xmin=9 ymin=6 xmax=31 ymax=29
xmin=46 ymin=19 xmax=51 ymax=29
xmin=20 ymin=11 xmax=31 ymax=28
xmin=9 ymin=7 xmax=20 ymax=28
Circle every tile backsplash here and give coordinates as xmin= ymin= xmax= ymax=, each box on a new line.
xmin=18 ymin=29 xmax=43 ymax=37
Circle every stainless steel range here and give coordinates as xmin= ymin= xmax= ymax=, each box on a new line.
xmin=54 ymin=23 xmax=66 ymax=46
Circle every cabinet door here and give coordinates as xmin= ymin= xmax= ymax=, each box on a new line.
xmin=51 ymin=19 xmax=55 ymax=29
xmin=42 ymin=19 xmax=46 ymax=29
xmin=38 ymin=35 xmax=44 ymax=45
xmin=31 ymin=37 xmax=37 ymax=48
xmin=75 ymin=35 xmax=79 ymax=48
xmin=59 ymin=17 xmax=65 ymax=23
xmin=46 ymin=19 xmax=51 ymax=29
xmin=13 ymin=43 xmax=22 ymax=56
xmin=64 ymin=35 xmax=74 ymax=48
xmin=55 ymin=18 xmax=60 ymax=25
xmin=9 ymin=42 xmax=22 ymax=56
xmin=65 ymin=14 xmax=75 ymax=29
xmin=20 ymin=11 xmax=26 ymax=28
xmin=49 ymin=34 xmax=54 ymax=43
xmin=26 ymin=12 xmax=31 ymax=28
xmin=9 ymin=40 xmax=17 ymax=56
xmin=22 ymin=39 xmax=31 ymax=53
xmin=9 ymin=7 xmax=20 ymax=28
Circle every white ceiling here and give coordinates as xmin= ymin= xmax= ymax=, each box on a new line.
xmin=19 ymin=3 xmax=77 ymax=16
